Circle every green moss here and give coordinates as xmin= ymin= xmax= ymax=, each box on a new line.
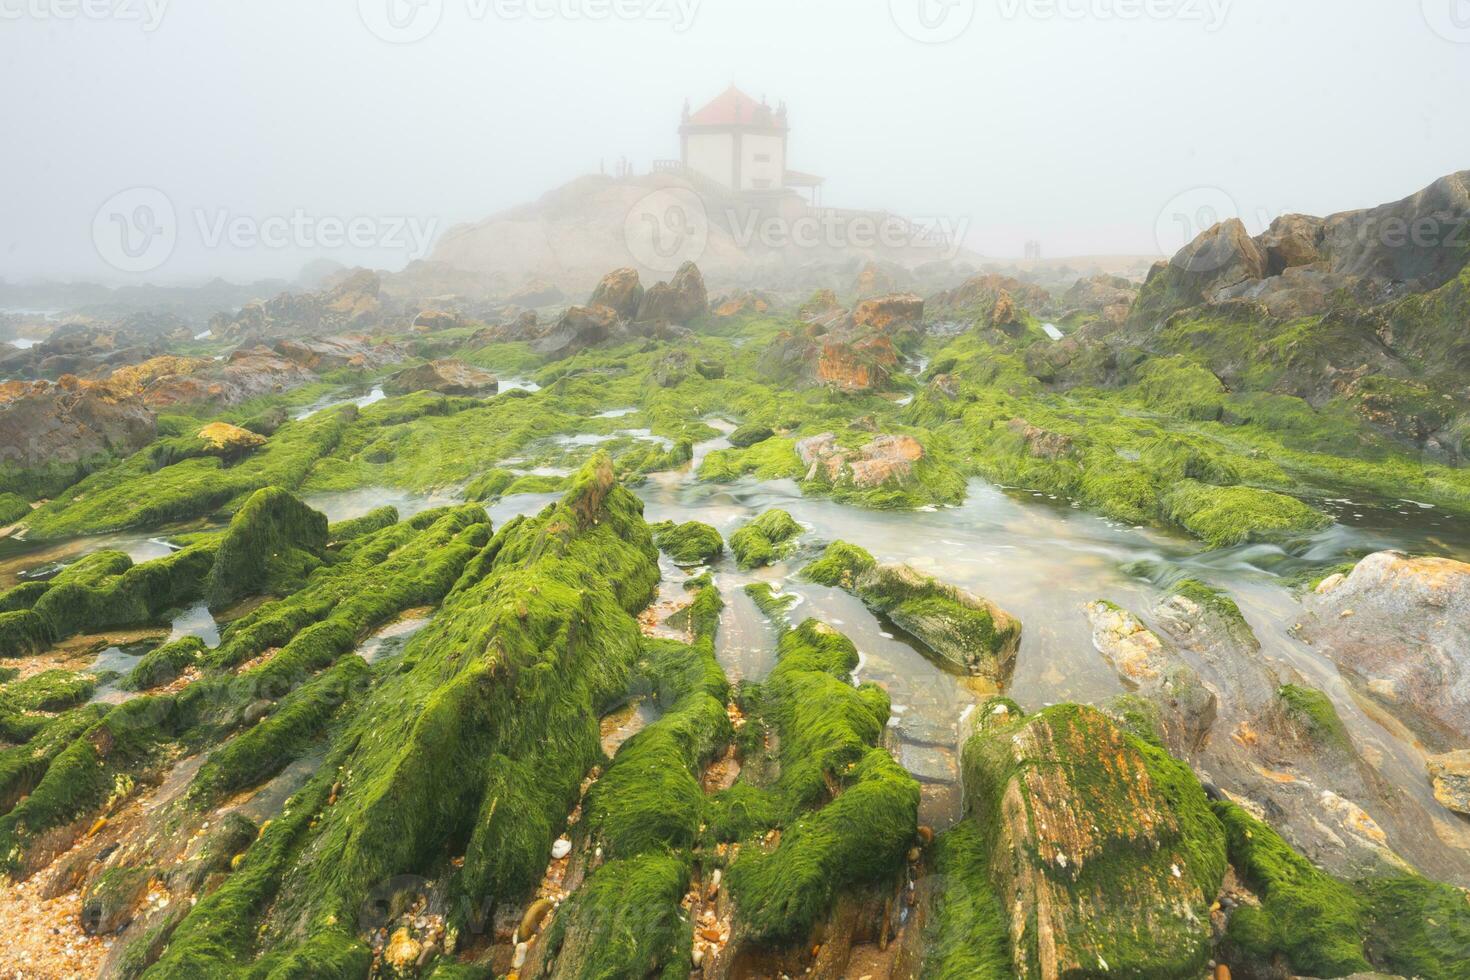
xmin=2 ymin=542 xmax=218 ymax=657
xmin=25 ymin=409 xmax=347 ymax=541
xmin=537 ymin=854 xmax=693 ymax=979
xmin=665 ymin=580 xmax=724 ymax=639
xmin=728 ymin=509 xmax=802 ymax=568
xmin=920 ymin=821 xmax=1012 ymax=980
xmin=224 ymin=455 xmax=661 ymax=962
xmin=187 ymin=656 xmax=369 ymax=805
xmin=1163 ymin=480 xmax=1330 ymax=548
xmin=325 ymin=505 xmax=397 ymax=544
xmin=799 ymin=540 xmax=876 ymax=587
xmin=698 ymin=437 xmax=803 ymax=484
xmin=743 ymin=582 xmax=797 ymax=633
xmin=1212 ymin=799 xmax=1370 ymax=977
xmin=717 ymin=619 xmax=920 ymax=944
xmin=1361 ymin=874 xmax=1470 ymax=980
xmin=205 ymin=487 xmax=328 ymax=609
xmin=0 ymin=669 xmax=96 ymax=712
xmin=1275 ymin=684 xmax=1352 ymax=753
xmin=728 ymin=422 xmax=775 ymax=448
xmin=652 ymin=520 xmax=724 ymax=566
xmin=0 ymin=492 xmax=31 ymax=526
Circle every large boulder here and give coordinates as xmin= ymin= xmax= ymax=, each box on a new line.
xmin=928 ymin=273 xmax=1051 ymax=316
xmin=1256 ymin=213 xmax=1325 ymax=275
xmin=588 ymin=267 xmax=644 ymax=320
xmin=0 ymin=376 xmax=156 ymax=471
xmin=384 ymin=359 xmax=499 ymax=397
xmin=1132 ymin=218 xmax=1269 ymax=325
xmin=853 ymin=260 xmax=907 ymax=299
xmin=959 ymin=704 xmax=1225 ymax=978
xmin=635 ymin=261 xmax=707 ymax=324
xmin=1305 ymin=551 xmax=1470 ymax=752
xmin=851 ymin=292 xmax=923 ymax=333
xmin=534 ymin=304 xmax=618 ymax=359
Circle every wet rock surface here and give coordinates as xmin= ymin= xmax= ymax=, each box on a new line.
xmin=1304 ymin=551 xmax=1470 ymax=752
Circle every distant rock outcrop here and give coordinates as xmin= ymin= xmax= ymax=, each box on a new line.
xmin=209 ymin=268 xmax=384 ymax=342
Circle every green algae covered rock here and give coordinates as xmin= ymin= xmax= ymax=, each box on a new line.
xmin=800 ymin=539 xmax=876 ymax=588
xmin=729 ymin=509 xmax=802 ymax=568
xmin=728 ymin=422 xmax=775 ymax=448
xmin=652 ymin=519 xmax=724 ymax=566
xmin=859 ymin=562 xmax=1019 ymax=684
xmin=325 ymin=505 xmax=397 ymax=545
xmin=205 ymin=486 xmax=328 ymax=610
xmin=958 ymin=702 xmax=1227 ymax=978
xmin=540 ymin=597 xmax=731 ymax=978
xmin=0 ymin=492 xmax=30 ymax=526
xmin=1163 ymin=479 xmax=1331 ymax=548
xmin=0 ymin=542 xmax=217 ymax=658
xmin=1212 ymin=799 xmax=1371 ymax=976
xmin=720 ymin=619 xmax=920 ymax=945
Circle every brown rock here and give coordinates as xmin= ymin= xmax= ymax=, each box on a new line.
xmin=797 ymin=432 xmax=924 ymax=488
xmin=588 ymin=267 xmax=644 ymax=320
xmin=411 ymin=309 xmax=466 ymax=333
xmin=635 ymin=261 xmax=707 ymax=324
xmin=196 ymin=422 xmax=267 ymax=456
xmin=712 ymin=289 xmax=773 ymax=318
xmin=0 ymin=376 xmax=156 ymax=471
xmin=1256 ymin=214 xmax=1324 ymax=276
xmin=384 ymin=359 xmax=499 ymax=397
xmin=534 ymin=305 xmax=618 ymax=359
xmin=852 ymin=292 xmax=924 ymax=332
xmin=1427 ymin=750 xmax=1470 ymax=816
xmin=1304 ymin=551 xmax=1470 ymax=752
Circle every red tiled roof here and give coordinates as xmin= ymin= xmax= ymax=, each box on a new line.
xmin=686 ymin=86 xmax=785 ymax=129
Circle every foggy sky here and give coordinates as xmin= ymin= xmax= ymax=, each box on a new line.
xmin=3 ymin=0 xmax=1468 ymax=284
